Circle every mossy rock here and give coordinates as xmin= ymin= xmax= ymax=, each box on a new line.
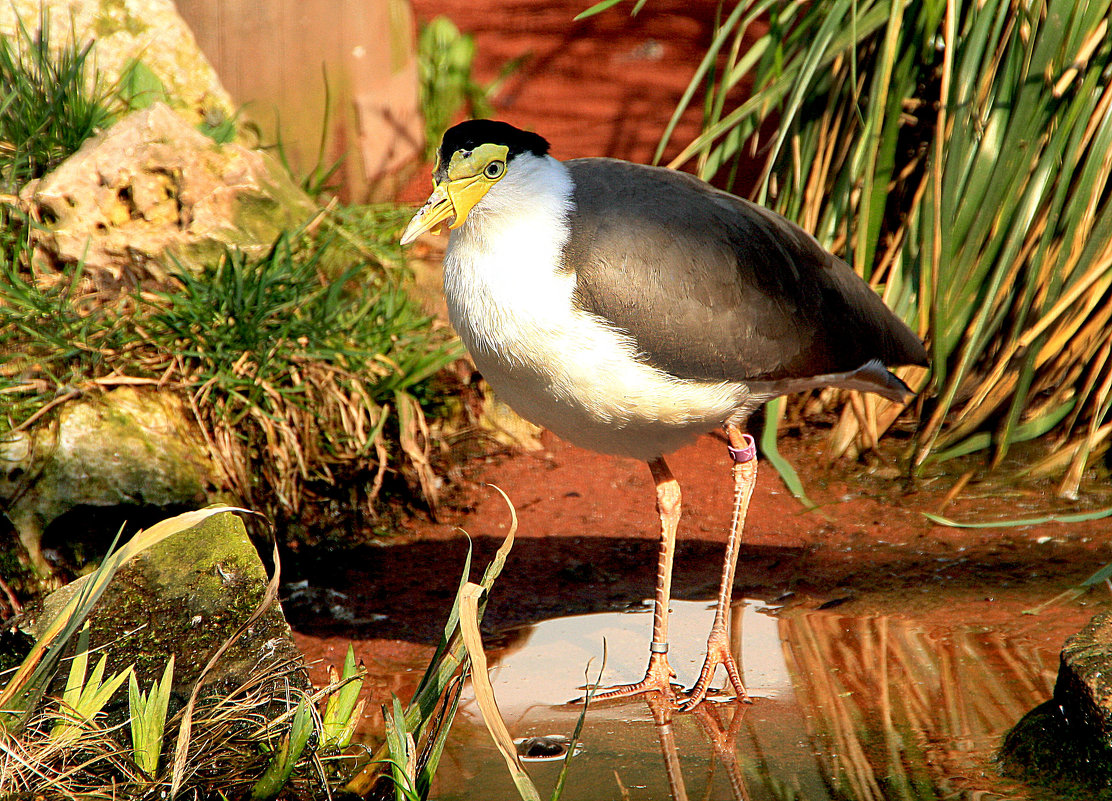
xmin=1000 ymin=611 xmax=1112 ymax=798
xmin=33 ymin=509 xmax=307 ymax=694
xmin=0 ymin=386 xmax=225 ymax=578
xmin=22 ymin=103 xmax=317 ymax=287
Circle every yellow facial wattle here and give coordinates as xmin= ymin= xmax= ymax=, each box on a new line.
xmin=400 ymin=143 xmax=510 ymax=245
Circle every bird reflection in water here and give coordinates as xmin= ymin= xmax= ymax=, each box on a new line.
xmin=641 ymin=693 xmax=752 ymax=801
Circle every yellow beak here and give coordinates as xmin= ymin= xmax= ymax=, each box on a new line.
xmin=400 ymin=184 xmax=454 ymax=246
xmin=400 ymin=174 xmax=492 ymax=246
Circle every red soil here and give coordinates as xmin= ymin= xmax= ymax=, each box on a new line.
xmin=290 ymin=0 xmax=1112 ymax=735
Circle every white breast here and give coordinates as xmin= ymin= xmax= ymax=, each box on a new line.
xmin=442 ymin=154 xmax=750 ymax=460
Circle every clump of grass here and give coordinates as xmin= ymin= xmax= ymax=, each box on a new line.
xmin=128 ymin=654 xmax=174 ymax=777
xmin=0 ymin=10 xmax=239 ymax=199
xmin=0 ymin=10 xmax=116 ymax=193
xmin=345 ymin=492 xmax=592 ymax=801
xmin=0 ymin=503 xmax=562 ymax=800
xmin=0 ymin=644 xmax=350 ymax=798
xmin=0 ymin=9 xmax=461 ymax=546
xmin=0 ymin=509 xmax=368 ymax=798
xmin=0 ymin=220 xmax=459 ymax=529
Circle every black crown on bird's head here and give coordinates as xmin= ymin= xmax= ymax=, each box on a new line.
xmin=438 ymin=120 xmax=551 ymax=166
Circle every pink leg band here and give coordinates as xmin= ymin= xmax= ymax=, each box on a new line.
xmin=727 ymin=433 xmax=757 ymax=463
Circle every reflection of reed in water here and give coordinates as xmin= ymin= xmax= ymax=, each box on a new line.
xmin=779 ymin=611 xmax=1055 ymax=800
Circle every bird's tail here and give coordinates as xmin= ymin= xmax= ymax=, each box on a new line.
xmin=747 ymin=359 xmax=917 ymax=403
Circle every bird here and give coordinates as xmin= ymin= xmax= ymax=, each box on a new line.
xmin=401 ymin=119 xmax=928 ymax=709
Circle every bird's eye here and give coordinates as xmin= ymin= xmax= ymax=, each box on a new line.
xmin=484 ymin=160 xmax=505 ymax=179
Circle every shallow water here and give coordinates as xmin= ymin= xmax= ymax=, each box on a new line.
xmin=421 ymin=597 xmax=1069 ymax=801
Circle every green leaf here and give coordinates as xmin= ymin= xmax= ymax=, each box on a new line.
xmin=128 ymin=654 xmax=175 ymax=776
xmin=574 ymin=0 xmax=628 ymax=20
xmin=321 ymin=644 xmax=365 ymax=750
xmin=923 ymin=505 xmax=1112 ymax=529
xmin=249 ymin=696 xmax=315 ymax=800
xmin=51 ymin=640 xmax=134 ymax=745
xmin=759 ymin=398 xmax=816 ymax=509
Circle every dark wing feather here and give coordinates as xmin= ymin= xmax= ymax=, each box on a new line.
xmin=562 ymin=158 xmax=928 ymax=383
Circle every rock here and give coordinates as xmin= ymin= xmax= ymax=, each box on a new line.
xmin=30 ymin=508 xmax=307 ymax=699
xmin=21 ymin=103 xmax=317 ymax=287
xmin=1000 ymin=610 xmax=1112 ymax=794
xmin=1056 ymin=609 xmax=1112 ymax=746
xmin=0 ymin=386 xmax=225 ymax=578
xmin=1001 ymin=700 xmax=1112 ymax=794
xmin=0 ymin=0 xmax=234 ymax=128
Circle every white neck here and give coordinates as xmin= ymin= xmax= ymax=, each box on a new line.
xmin=442 ymin=154 xmax=576 ymax=347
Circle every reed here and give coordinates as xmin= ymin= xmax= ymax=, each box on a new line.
xmin=659 ymin=0 xmax=1112 ymax=493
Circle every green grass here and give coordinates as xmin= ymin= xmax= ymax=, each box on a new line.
xmin=0 ymin=8 xmax=462 ymax=545
xmin=0 ymin=510 xmax=370 ymax=798
xmin=0 ymin=507 xmax=545 ymax=800
xmin=0 ymin=10 xmax=116 ymax=193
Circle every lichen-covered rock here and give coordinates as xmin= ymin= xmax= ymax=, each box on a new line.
xmin=20 ymin=103 xmax=317 ymax=286
xmin=31 ymin=509 xmax=307 ymax=696
xmin=0 ymin=386 xmax=225 ymax=577
xmin=0 ymin=0 xmax=234 ymax=127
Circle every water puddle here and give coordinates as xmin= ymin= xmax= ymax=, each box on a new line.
xmin=421 ymin=597 xmax=1069 ymax=800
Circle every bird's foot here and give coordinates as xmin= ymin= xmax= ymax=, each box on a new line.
xmin=681 ymin=625 xmax=751 ymax=711
xmin=588 ymin=652 xmax=681 ymax=705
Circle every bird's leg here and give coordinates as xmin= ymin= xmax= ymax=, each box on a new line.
xmin=592 ymin=456 xmax=682 ymax=703
xmin=682 ymin=424 xmax=756 ymax=710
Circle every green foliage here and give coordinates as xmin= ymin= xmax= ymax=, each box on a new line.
xmin=665 ymin=0 xmax=1112 ymax=492
xmin=50 ymin=624 xmax=134 ymax=745
xmin=0 ymin=10 xmax=116 ymax=192
xmin=0 ymin=9 xmax=236 ymax=192
xmin=0 ymin=525 xmax=128 ymax=733
xmin=197 ymin=106 xmax=238 ymax=145
xmin=320 ymin=644 xmax=364 ymax=751
xmin=344 ymin=494 xmax=588 ymax=801
xmin=250 ymin=695 xmax=316 ymax=800
xmin=418 ymin=17 xmax=487 ymax=159
xmin=383 ymin=695 xmax=422 ymax=801
xmin=116 ymin=58 xmax=170 ymax=112
xmin=128 ymin=655 xmax=174 ymax=776
xmin=0 ymin=225 xmax=459 ymax=520
xmin=344 ymin=501 xmax=520 ymax=797
xmin=0 ymin=258 xmax=133 ymax=428
xmin=574 ymin=0 xmax=647 ymax=20
xmin=0 ymin=510 xmax=369 ymax=797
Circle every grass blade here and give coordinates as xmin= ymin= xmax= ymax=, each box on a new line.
xmin=459 ymin=581 xmax=541 ymax=801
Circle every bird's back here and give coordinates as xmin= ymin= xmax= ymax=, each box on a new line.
xmin=562 ymin=158 xmax=928 ymax=386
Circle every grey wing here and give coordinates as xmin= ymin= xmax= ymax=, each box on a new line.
xmin=562 ymin=158 xmax=927 ymax=384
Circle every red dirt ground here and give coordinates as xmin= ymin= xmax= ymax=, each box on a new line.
xmin=290 ymin=0 xmax=1112 ymax=733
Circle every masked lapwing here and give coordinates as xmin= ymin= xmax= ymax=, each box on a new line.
xmin=402 ymin=119 xmax=928 ymax=709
